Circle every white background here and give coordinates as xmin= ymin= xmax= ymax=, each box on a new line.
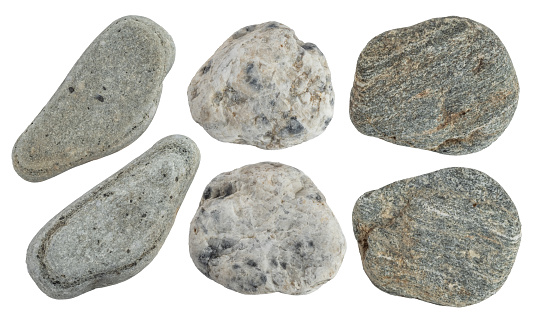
xmin=1 ymin=0 xmax=535 ymax=321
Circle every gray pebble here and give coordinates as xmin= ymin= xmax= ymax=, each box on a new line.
xmin=13 ymin=15 xmax=175 ymax=182
xmin=350 ymin=17 xmax=519 ymax=155
xmin=352 ymin=167 xmax=521 ymax=306
xmin=189 ymin=162 xmax=346 ymax=294
xmin=27 ymin=135 xmax=200 ymax=299
xmin=188 ymin=21 xmax=334 ymax=150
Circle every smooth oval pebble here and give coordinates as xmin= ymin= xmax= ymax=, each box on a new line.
xmin=349 ymin=16 xmax=519 ymax=155
xmin=13 ymin=15 xmax=175 ymax=182
xmin=352 ymin=167 xmax=521 ymax=306
xmin=189 ymin=162 xmax=346 ymax=294
xmin=27 ymin=135 xmax=200 ymax=299
xmin=188 ymin=21 xmax=334 ymax=150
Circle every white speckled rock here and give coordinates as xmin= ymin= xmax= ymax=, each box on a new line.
xmin=188 ymin=21 xmax=334 ymax=149
xmin=13 ymin=16 xmax=175 ymax=182
xmin=27 ymin=135 xmax=200 ymax=299
xmin=189 ymin=162 xmax=346 ymax=294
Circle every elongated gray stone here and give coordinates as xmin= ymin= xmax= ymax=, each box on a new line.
xmin=188 ymin=21 xmax=334 ymax=150
xmin=13 ymin=15 xmax=175 ymax=182
xmin=189 ymin=162 xmax=346 ymax=294
xmin=350 ymin=17 xmax=519 ymax=155
xmin=27 ymin=135 xmax=200 ymax=299
xmin=352 ymin=168 xmax=521 ymax=306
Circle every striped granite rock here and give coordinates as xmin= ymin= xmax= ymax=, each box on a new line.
xmin=352 ymin=167 xmax=521 ymax=306
xmin=350 ymin=17 xmax=519 ymax=155
xmin=13 ymin=16 xmax=175 ymax=182
xmin=188 ymin=21 xmax=334 ymax=149
xmin=27 ymin=135 xmax=200 ymax=299
xmin=189 ymin=162 xmax=346 ymax=294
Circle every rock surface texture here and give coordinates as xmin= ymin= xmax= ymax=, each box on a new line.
xmin=13 ymin=16 xmax=175 ymax=182
xmin=352 ymin=168 xmax=521 ymax=306
xmin=188 ymin=21 xmax=334 ymax=149
xmin=189 ymin=162 xmax=346 ymax=294
xmin=350 ymin=17 xmax=519 ymax=155
xmin=27 ymin=135 xmax=200 ymax=299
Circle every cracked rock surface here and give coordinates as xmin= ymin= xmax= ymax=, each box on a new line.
xmin=189 ymin=162 xmax=346 ymax=294
xmin=350 ymin=16 xmax=519 ymax=155
xmin=27 ymin=135 xmax=200 ymax=299
xmin=352 ymin=167 xmax=521 ymax=306
xmin=188 ymin=21 xmax=334 ymax=149
xmin=13 ymin=15 xmax=175 ymax=182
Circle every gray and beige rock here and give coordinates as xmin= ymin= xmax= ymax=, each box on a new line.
xmin=189 ymin=162 xmax=346 ymax=294
xmin=27 ymin=135 xmax=200 ymax=299
xmin=13 ymin=15 xmax=175 ymax=182
xmin=188 ymin=21 xmax=334 ymax=149
xmin=352 ymin=167 xmax=521 ymax=306
xmin=350 ymin=16 xmax=519 ymax=155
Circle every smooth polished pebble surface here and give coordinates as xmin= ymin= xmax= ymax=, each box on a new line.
xmin=26 ymin=135 xmax=200 ymax=299
xmin=12 ymin=15 xmax=175 ymax=182
xmin=352 ymin=167 xmax=521 ymax=306
xmin=189 ymin=162 xmax=346 ymax=294
xmin=188 ymin=21 xmax=334 ymax=149
xmin=350 ymin=16 xmax=519 ymax=155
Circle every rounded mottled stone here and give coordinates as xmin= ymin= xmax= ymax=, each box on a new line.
xmin=188 ymin=21 xmax=334 ymax=150
xmin=27 ymin=135 xmax=200 ymax=299
xmin=13 ymin=16 xmax=175 ymax=182
xmin=189 ymin=162 xmax=346 ymax=294
xmin=350 ymin=17 xmax=519 ymax=155
xmin=352 ymin=167 xmax=521 ymax=306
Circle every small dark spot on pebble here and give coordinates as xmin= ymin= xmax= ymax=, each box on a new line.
xmin=203 ymin=187 xmax=212 ymax=200
xmin=473 ymin=203 xmax=477 ymax=207
xmin=142 ymin=213 xmax=147 ymax=218
xmin=260 ymin=275 xmax=267 ymax=283
xmin=202 ymin=61 xmax=212 ymax=74
xmin=175 ymin=177 xmax=178 ymax=182
xmin=301 ymin=43 xmax=317 ymax=51
xmin=246 ymin=259 xmax=257 ymax=267
xmin=102 ymin=86 xmax=107 ymax=90
xmin=170 ymin=195 xmax=173 ymax=199
xmin=308 ymin=241 xmax=314 ymax=247
xmin=271 ymin=258 xmax=278 ymax=267
xmin=232 ymin=264 xmax=241 ymax=269
xmin=287 ymin=117 xmax=304 ymax=135
xmin=68 ymin=87 xmax=75 ymax=93
xmin=266 ymin=23 xmax=278 ymax=29
xmin=127 ymin=249 xmax=130 ymax=253
xmin=281 ymin=262 xmax=287 ymax=269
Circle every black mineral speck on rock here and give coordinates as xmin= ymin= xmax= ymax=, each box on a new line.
xmin=349 ymin=16 xmax=519 ymax=155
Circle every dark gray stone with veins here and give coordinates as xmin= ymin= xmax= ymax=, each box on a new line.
xmin=352 ymin=167 xmax=521 ymax=306
xmin=350 ymin=17 xmax=519 ymax=155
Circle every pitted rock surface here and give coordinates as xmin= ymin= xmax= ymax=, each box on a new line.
xmin=13 ymin=15 xmax=175 ymax=182
xmin=188 ymin=21 xmax=334 ymax=149
xmin=350 ymin=17 xmax=519 ymax=155
xmin=27 ymin=135 xmax=200 ymax=299
xmin=352 ymin=167 xmax=521 ymax=306
xmin=189 ymin=162 xmax=346 ymax=294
